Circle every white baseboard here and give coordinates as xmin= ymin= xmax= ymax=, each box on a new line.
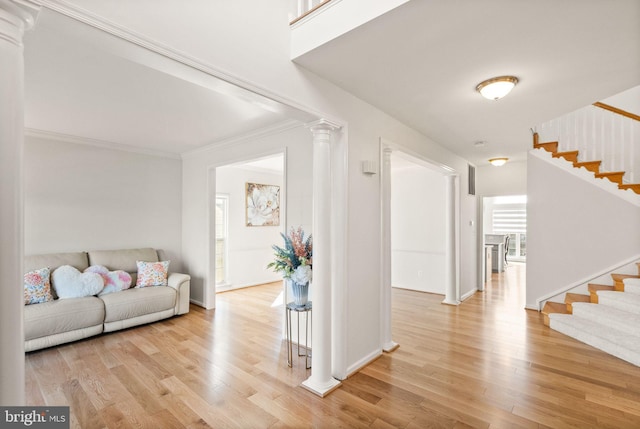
xmin=460 ymin=289 xmax=476 ymax=302
xmin=189 ymin=298 xmax=205 ymax=308
xmin=345 ymin=348 xmax=382 ymax=379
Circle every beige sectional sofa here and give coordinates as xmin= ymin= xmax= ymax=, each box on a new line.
xmin=24 ymin=248 xmax=190 ymax=352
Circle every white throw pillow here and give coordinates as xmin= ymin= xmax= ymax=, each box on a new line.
xmin=52 ymin=265 xmax=104 ymax=299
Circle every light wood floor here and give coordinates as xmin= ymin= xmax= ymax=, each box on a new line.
xmin=25 ymin=264 xmax=640 ymax=428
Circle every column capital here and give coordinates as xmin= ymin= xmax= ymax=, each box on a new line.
xmin=0 ymin=0 xmax=40 ymax=46
xmin=306 ymin=119 xmax=342 ymax=134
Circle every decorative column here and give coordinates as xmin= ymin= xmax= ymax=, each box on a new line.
xmin=380 ymin=147 xmax=398 ymax=352
xmin=442 ymin=174 xmax=459 ymax=305
xmin=302 ymin=119 xmax=341 ymax=397
xmin=0 ymin=0 xmax=39 ymax=406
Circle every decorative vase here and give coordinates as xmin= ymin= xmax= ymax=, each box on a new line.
xmin=291 ymin=281 xmax=309 ymax=307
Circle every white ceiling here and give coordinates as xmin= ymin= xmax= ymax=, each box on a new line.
xmin=22 ymin=2 xmax=640 ymax=166
xmin=294 ymin=0 xmax=640 ymax=166
xmin=23 ymin=9 xmax=303 ymax=156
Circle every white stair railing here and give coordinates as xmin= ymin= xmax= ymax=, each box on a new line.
xmin=537 ymin=104 xmax=639 ymax=184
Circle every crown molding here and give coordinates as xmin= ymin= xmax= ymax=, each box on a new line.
xmin=25 ymin=128 xmax=181 ymax=159
xmin=181 ymin=120 xmax=302 ymax=160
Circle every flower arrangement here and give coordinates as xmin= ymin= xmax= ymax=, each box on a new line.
xmin=267 ymin=227 xmax=312 ymax=285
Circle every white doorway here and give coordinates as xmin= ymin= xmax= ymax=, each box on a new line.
xmin=483 ymin=195 xmax=527 ymax=265
xmin=380 ymin=141 xmax=459 ymax=352
xmin=213 ymin=153 xmax=286 ymax=293
xmin=390 ymin=152 xmax=447 ymax=294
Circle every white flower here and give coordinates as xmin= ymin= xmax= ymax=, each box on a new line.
xmin=291 ymin=265 xmax=312 ymax=285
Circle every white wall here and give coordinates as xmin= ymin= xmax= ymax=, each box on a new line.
xmin=182 ymin=125 xmax=313 ymax=306
xmin=82 ymin=0 xmax=478 ymax=378
xmin=526 ymin=152 xmax=640 ymax=309
xmin=476 ymin=161 xmax=527 ymax=197
xmin=391 ymin=165 xmax=445 ymax=294
xmin=216 ymin=165 xmax=283 ymax=289
xmin=602 ymin=84 xmax=640 ymax=115
xmin=24 ymin=135 xmax=183 ymax=271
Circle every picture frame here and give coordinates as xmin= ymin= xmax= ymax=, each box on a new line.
xmin=245 ymin=182 xmax=280 ymax=227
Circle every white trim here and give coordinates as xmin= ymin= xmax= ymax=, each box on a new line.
xmin=182 ymin=120 xmax=301 ymax=159
xmin=460 ymin=288 xmax=476 ymax=302
xmin=535 ymin=254 xmax=640 ymax=310
xmin=25 ymin=128 xmax=181 ymax=159
xmin=345 ymin=348 xmax=382 ymax=379
xmin=189 ymin=298 xmax=205 ymax=307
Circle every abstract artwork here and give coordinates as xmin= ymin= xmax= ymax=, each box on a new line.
xmin=246 ymin=182 xmax=280 ymax=226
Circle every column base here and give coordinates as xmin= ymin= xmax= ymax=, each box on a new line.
xmin=441 ymin=298 xmax=460 ymax=306
xmin=382 ymin=341 xmax=399 ymax=353
xmin=301 ymin=376 xmax=341 ymax=397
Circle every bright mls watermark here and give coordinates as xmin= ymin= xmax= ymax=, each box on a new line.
xmin=1 ymin=407 xmax=69 ymax=428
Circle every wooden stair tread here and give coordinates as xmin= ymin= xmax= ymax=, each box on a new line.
xmin=588 ymin=283 xmax=615 ymax=303
xmin=619 ymin=183 xmax=640 ymax=195
xmin=542 ymin=301 xmax=569 ymax=326
xmin=595 ymin=171 xmax=625 ymax=185
xmin=565 ymin=293 xmax=591 ymax=312
xmin=534 ymin=141 xmax=558 ymax=153
xmin=574 ymin=160 xmax=601 ymax=174
xmin=611 ymin=273 xmax=640 ymax=291
xmin=565 ymin=293 xmax=591 ymax=304
xmin=588 ymin=284 xmax=615 ymax=292
xmin=553 ymin=151 xmax=579 ymax=163
xmin=612 ymin=273 xmax=640 ymax=282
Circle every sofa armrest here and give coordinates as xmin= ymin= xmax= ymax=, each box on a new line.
xmin=167 ymin=272 xmax=190 ymax=315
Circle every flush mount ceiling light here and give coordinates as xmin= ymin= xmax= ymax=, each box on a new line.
xmin=476 ymin=76 xmax=518 ymax=100
xmin=489 ymin=157 xmax=509 ymax=167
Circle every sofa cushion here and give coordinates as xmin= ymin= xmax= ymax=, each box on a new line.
xmin=88 ymin=248 xmax=158 ymax=273
xmin=24 ymin=297 xmax=105 ymax=341
xmin=100 ymin=287 xmax=176 ymax=323
xmin=25 ymin=252 xmax=89 ymax=273
xmin=88 ymin=248 xmax=158 ymax=285
xmin=24 ymin=267 xmax=54 ymax=305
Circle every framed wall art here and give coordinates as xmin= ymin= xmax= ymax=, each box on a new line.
xmin=245 ymin=182 xmax=280 ymax=227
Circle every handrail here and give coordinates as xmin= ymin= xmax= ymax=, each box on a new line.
xmin=593 ymin=102 xmax=640 ymax=122
xmin=290 ymin=0 xmax=333 ymax=25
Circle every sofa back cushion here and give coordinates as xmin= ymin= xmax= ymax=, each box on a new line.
xmin=88 ymin=248 xmax=158 ymax=285
xmin=25 ymin=252 xmax=89 ymax=273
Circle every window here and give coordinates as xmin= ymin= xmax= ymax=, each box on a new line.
xmin=215 ymin=195 xmax=229 ymax=286
xmin=491 ymin=197 xmax=527 ymax=262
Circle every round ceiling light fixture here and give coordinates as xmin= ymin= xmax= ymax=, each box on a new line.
xmin=489 ymin=157 xmax=509 ymax=167
xmin=476 ymin=76 xmax=518 ymax=100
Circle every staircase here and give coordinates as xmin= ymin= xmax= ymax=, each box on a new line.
xmin=542 ymin=263 xmax=640 ymax=366
xmin=533 ymin=133 xmax=640 ymax=195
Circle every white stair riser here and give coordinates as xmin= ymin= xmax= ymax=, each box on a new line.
xmin=623 ymin=278 xmax=640 ymax=295
xmin=597 ymin=291 xmax=640 ymax=314
xmin=550 ymin=314 xmax=640 ymax=367
xmin=571 ymin=303 xmax=640 ymax=338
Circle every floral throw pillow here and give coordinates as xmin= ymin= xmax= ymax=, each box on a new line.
xmin=24 ymin=267 xmax=54 ymax=305
xmin=136 ymin=260 xmax=170 ymax=287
